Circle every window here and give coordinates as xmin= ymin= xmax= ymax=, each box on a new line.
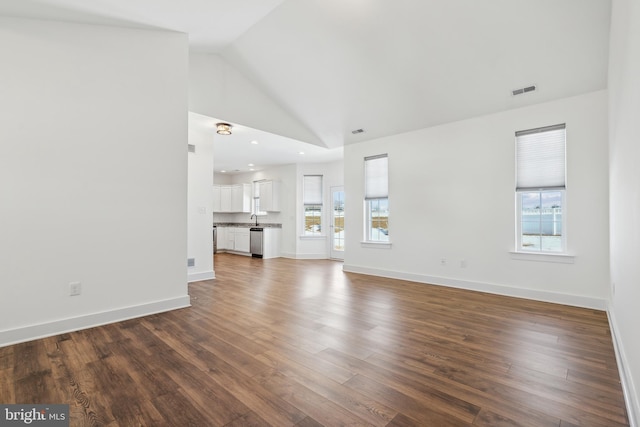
xmin=516 ymin=124 xmax=566 ymax=253
xmin=303 ymin=175 xmax=323 ymax=236
xmin=253 ymin=180 xmax=266 ymax=215
xmin=364 ymin=154 xmax=389 ymax=242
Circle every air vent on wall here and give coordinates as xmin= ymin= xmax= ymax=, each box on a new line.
xmin=512 ymin=85 xmax=537 ymax=96
xmin=188 ymin=144 xmax=196 ymax=153
xmin=187 ymin=258 xmax=195 ymax=267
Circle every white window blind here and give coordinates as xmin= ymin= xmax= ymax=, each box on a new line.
xmin=516 ymin=124 xmax=566 ymax=191
xmin=303 ymin=175 xmax=323 ymax=205
xmin=364 ymin=154 xmax=388 ymax=200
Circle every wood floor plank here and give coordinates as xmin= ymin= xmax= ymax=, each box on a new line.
xmin=255 ymin=369 xmax=376 ymax=426
xmin=255 ymin=349 xmax=397 ymax=426
xmin=0 ymin=253 xmax=629 ymax=426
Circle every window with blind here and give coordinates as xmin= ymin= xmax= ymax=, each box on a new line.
xmin=253 ymin=180 xmax=266 ymax=215
xmin=303 ymin=175 xmax=323 ymax=236
xmin=515 ymin=124 xmax=566 ymax=253
xmin=364 ymin=154 xmax=389 ymax=242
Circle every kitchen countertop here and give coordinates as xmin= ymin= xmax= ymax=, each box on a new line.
xmin=214 ymin=222 xmax=282 ymax=228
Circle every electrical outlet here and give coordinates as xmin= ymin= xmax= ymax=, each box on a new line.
xmin=440 ymin=258 xmax=447 ymax=266
xmin=69 ymin=282 xmax=81 ymax=296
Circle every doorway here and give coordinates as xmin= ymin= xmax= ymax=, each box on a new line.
xmin=330 ymin=186 xmax=345 ymax=260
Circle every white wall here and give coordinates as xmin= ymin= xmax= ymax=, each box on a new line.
xmin=297 ymin=161 xmax=344 ymax=259
xmin=188 ymin=113 xmax=215 ymax=282
xmin=0 ymin=18 xmax=190 ymax=346
xmin=608 ymin=0 xmax=640 ymax=423
xmin=344 ymin=90 xmax=610 ymax=309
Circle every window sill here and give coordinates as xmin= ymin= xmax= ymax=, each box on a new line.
xmin=299 ymin=235 xmax=326 ymax=240
xmin=509 ymin=251 xmax=575 ymax=264
xmin=360 ymin=241 xmax=392 ymax=249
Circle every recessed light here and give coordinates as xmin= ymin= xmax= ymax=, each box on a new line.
xmin=249 ymin=168 xmax=255 ymax=171
xmin=220 ymin=170 xmax=227 ymax=173
xmin=248 ymin=163 xmax=254 ymax=167
xmin=299 ymin=151 xmax=305 ymax=155
xmin=251 ymin=140 xmax=259 ymax=145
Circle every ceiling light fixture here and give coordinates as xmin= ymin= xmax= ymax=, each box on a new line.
xmin=216 ymin=122 xmax=232 ymax=135
xmin=251 ymin=140 xmax=259 ymax=145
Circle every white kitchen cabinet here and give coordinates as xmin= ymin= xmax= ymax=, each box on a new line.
xmin=258 ymin=180 xmax=280 ymax=212
xmin=234 ymin=228 xmax=251 ymax=253
xmin=263 ymin=228 xmax=281 ymax=259
xmin=216 ymin=226 xmax=227 ymax=250
xmin=213 ymin=184 xmax=252 ymax=213
xmin=220 ymin=186 xmax=232 ymax=212
xmin=212 ymin=185 xmax=221 ymax=212
xmin=231 ymin=184 xmax=252 ymax=213
xmin=221 ymin=227 xmax=251 ymax=253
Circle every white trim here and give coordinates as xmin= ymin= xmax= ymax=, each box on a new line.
xmin=360 ymin=241 xmax=392 ymax=249
xmin=279 ymin=251 xmax=296 ymax=259
xmin=342 ymin=264 xmax=606 ymax=310
xmin=608 ymin=306 xmax=640 ymax=427
xmin=293 ymin=253 xmax=327 ymax=260
xmin=220 ymin=250 xmax=252 ymax=257
xmin=329 ymin=185 xmax=345 ymax=261
xmin=509 ymin=251 xmax=575 ymax=264
xmin=277 ymin=251 xmax=328 ymax=260
xmin=0 ymin=295 xmax=191 ymax=348
xmin=188 ymin=270 xmax=215 ymax=282
xmin=299 ymin=235 xmax=327 ymax=240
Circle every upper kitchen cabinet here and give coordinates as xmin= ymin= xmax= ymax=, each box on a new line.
xmin=258 ymin=180 xmax=280 ymax=212
xmin=213 ymin=184 xmax=251 ymax=213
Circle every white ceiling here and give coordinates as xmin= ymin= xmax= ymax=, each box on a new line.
xmin=1 ymin=0 xmax=613 ymax=166
xmin=190 ymin=113 xmax=342 ymax=174
xmin=0 ymin=0 xmax=286 ymax=51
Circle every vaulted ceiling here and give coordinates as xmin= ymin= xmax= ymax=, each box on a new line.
xmin=1 ymin=0 xmax=612 ymax=152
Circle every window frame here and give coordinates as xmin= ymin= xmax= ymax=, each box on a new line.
xmin=252 ymin=180 xmax=267 ymax=216
xmin=516 ymin=189 xmax=566 ymax=254
xmin=302 ymin=175 xmax=324 ymax=237
xmin=365 ymin=197 xmax=389 ymax=242
xmin=515 ymin=124 xmax=567 ymax=254
xmin=364 ymin=154 xmax=389 ymax=243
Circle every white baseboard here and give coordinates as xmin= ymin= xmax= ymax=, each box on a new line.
xmin=188 ymin=270 xmax=215 ymax=282
xmin=279 ymin=252 xmax=327 ymax=260
xmin=0 ymin=295 xmax=191 ymax=348
xmin=294 ymin=253 xmax=327 ymax=260
xmin=342 ymin=264 xmax=607 ymax=310
xmin=608 ymin=307 xmax=639 ymax=427
xmin=280 ymin=251 xmax=296 ymax=259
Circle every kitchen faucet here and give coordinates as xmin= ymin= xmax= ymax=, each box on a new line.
xmin=250 ymin=214 xmax=258 ymax=226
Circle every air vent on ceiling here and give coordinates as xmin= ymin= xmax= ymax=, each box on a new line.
xmin=351 ymin=128 xmax=365 ymax=134
xmin=512 ymin=85 xmax=537 ymax=96
xmin=188 ymin=144 xmax=196 ymax=153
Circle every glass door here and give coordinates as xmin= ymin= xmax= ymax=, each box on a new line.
xmin=330 ymin=186 xmax=345 ymax=260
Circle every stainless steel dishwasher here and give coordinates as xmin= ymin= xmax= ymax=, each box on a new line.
xmin=250 ymin=227 xmax=263 ymax=258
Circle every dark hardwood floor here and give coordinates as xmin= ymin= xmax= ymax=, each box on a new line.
xmin=0 ymin=253 xmax=629 ymax=426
